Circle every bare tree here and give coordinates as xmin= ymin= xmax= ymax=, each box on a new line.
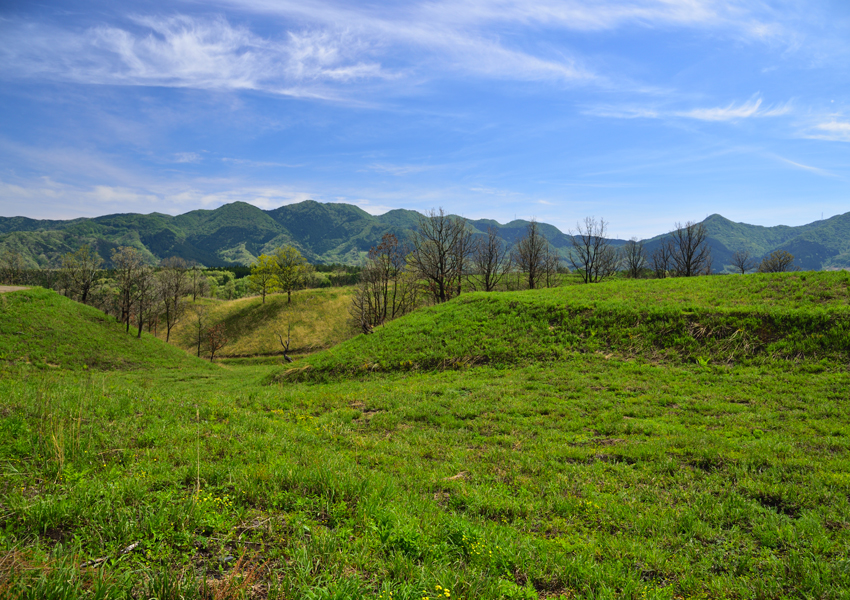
xmin=622 ymin=237 xmax=647 ymax=279
xmin=650 ymin=239 xmax=672 ymax=279
xmin=542 ymin=245 xmax=562 ymax=288
xmin=0 ymin=249 xmax=26 ymax=285
xmin=276 ymin=323 xmax=294 ymax=363
xmin=191 ymin=304 xmax=208 ymax=357
xmin=452 ymin=224 xmax=477 ymax=297
xmin=189 ymin=265 xmax=207 ymax=301
xmin=511 ymin=220 xmax=549 ymax=290
xmin=134 ymin=266 xmax=158 ymax=338
xmin=730 ymin=250 xmax=757 ymax=274
xmin=411 ymin=208 xmax=473 ymax=303
xmin=758 ymin=250 xmax=798 ymax=273
xmin=569 ymin=217 xmax=618 ymax=283
xmin=470 ymin=226 xmax=511 ymax=292
xmin=158 ymin=257 xmax=190 ymax=342
xmin=205 ymin=323 xmax=228 ymax=361
xmin=111 ymin=246 xmax=145 ymax=333
xmin=350 ymin=233 xmax=418 ymax=333
xmin=669 ymin=221 xmax=712 ymax=277
xmin=61 ymin=245 xmax=102 ymax=304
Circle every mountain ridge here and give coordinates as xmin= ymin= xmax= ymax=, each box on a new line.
xmin=1 ymin=201 xmax=849 ymax=271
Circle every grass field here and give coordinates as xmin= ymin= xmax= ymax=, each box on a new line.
xmin=1 ymin=274 xmax=849 ymax=599
xmin=165 ymin=287 xmax=355 ymax=359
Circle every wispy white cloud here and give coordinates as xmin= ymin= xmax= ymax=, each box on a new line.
xmin=174 ymin=152 xmax=202 ymax=163
xmin=0 ymin=0 xmax=803 ymax=100
xmin=582 ymin=105 xmax=660 ymax=119
xmin=221 ymin=0 xmax=789 ymax=38
xmin=806 ymin=120 xmax=850 ymax=142
xmin=584 ymin=96 xmax=792 ymax=123
xmin=0 ymin=15 xmax=392 ymax=100
xmin=768 ymin=154 xmax=837 ymax=177
xmin=207 ymin=0 xmax=797 ymax=86
xmin=677 ymin=97 xmax=791 ymax=121
xmin=0 ymin=175 xmax=321 ymax=218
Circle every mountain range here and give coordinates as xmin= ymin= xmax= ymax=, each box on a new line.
xmin=1 ymin=200 xmax=849 ymax=272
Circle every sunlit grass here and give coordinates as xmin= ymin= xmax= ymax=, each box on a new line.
xmin=1 ymin=276 xmax=849 ymax=599
xmin=166 ymin=287 xmax=355 ymax=359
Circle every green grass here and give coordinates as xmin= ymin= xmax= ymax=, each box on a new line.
xmin=277 ymin=272 xmax=850 ymax=379
xmin=1 ymin=275 xmax=849 ymax=599
xmin=0 ymin=288 xmax=212 ymax=371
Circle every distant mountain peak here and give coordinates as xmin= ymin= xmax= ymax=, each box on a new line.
xmin=1 ymin=201 xmax=848 ymax=271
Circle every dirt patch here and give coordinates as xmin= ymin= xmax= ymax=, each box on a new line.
xmin=0 ymin=286 xmax=29 ymax=293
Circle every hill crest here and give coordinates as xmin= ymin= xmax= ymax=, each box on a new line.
xmin=1 ymin=201 xmax=849 ymax=271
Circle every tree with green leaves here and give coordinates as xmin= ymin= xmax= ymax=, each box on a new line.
xmin=62 ymin=245 xmax=103 ymax=304
xmin=274 ymin=245 xmax=311 ymax=303
xmin=0 ymin=249 xmax=26 ymax=285
xmin=249 ymin=254 xmax=281 ymax=303
xmin=758 ymin=250 xmax=798 ymax=273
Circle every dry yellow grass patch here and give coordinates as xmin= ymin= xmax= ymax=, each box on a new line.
xmin=165 ymin=287 xmax=356 ymax=358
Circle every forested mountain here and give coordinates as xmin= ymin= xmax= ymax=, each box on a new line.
xmin=1 ymin=200 xmax=849 ymax=271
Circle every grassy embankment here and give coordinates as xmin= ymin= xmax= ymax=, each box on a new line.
xmin=1 ymin=273 xmax=849 ymax=600
xmin=164 ymin=287 xmax=355 ymax=362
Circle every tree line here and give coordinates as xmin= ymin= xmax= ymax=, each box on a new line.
xmin=0 ymin=217 xmax=802 ymax=344
xmin=349 ymin=212 xmax=802 ymax=333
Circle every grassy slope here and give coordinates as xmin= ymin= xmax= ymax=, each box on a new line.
xmin=1 ymin=275 xmax=849 ymax=599
xmin=0 ymin=288 xmax=211 ymax=371
xmin=167 ymin=287 xmax=355 ymax=358
xmin=280 ymin=272 xmax=850 ymax=379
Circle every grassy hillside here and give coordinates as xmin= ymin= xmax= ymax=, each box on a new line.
xmin=0 ymin=288 xmax=211 ymax=371
xmin=277 ymin=272 xmax=850 ymax=380
xmin=1 ymin=275 xmax=849 ymax=599
xmin=166 ymin=287 xmax=356 ymax=359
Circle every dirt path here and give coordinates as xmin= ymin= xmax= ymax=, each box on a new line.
xmin=0 ymin=286 xmax=29 ymax=293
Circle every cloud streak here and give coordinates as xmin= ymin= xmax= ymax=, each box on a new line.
xmin=0 ymin=15 xmax=392 ymax=100
xmin=806 ymin=120 xmax=850 ymax=142
xmin=0 ymin=175 xmax=321 ymax=218
xmin=584 ymin=96 xmax=792 ymax=122
xmin=677 ymin=97 xmax=791 ymax=121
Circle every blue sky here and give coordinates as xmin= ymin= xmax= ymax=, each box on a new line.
xmin=1 ymin=0 xmax=849 ymax=238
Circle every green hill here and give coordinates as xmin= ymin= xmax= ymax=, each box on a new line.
xmin=2 ymin=276 xmax=850 ymax=598
xmin=0 ymin=288 xmax=212 ymax=371
xmin=2 ymin=200 xmax=850 ymax=270
xmin=277 ymin=271 xmax=850 ymax=380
